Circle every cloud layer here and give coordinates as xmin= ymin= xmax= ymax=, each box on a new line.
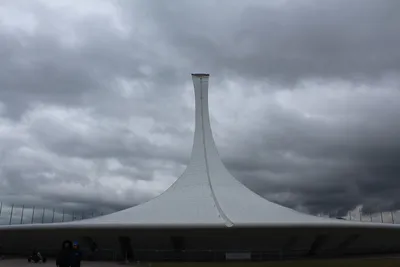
xmin=1 ymin=0 xmax=400 ymax=218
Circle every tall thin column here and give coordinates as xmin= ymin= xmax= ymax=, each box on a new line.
xmin=20 ymin=205 xmax=25 ymax=224
xmin=41 ymin=208 xmax=45 ymax=223
xmin=9 ymin=204 xmax=14 ymax=225
xmin=31 ymin=206 xmax=35 ymax=224
xmin=52 ymin=208 xmax=55 ymax=223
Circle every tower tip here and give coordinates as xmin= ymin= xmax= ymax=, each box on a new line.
xmin=191 ymin=73 xmax=210 ymax=77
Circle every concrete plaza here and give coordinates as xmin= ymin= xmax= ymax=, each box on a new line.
xmin=0 ymin=259 xmax=152 ymax=267
xmin=3 ymin=257 xmax=400 ymax=267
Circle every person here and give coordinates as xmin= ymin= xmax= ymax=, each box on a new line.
xmin=88 ymin=241 xmax=98 ymax=261
xmin=37 ymin=250 xmax=46 ymax=263
xmin=28 ymin=247 xmax=46 ymax=263
xmin=0 ymin=243 xmax=4 ymax=260
xmin=71 ymin=241 xmax=82 ymax=267
xmin=56 ymin=240 xmax=73 ymax=267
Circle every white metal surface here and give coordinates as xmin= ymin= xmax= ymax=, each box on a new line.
xmin=1 ymin=73 xmax=399 ymax=230
xmin=81 ymin=73 xmax=332 ymax=227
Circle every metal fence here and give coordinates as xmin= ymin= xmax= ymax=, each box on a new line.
xmin=1 ymin=201 xmax=399 ymax=225
xmin=0 ymin=202 xmax=112 ymax=225
xmin=319 ymin=209 xmax=398 ymax=224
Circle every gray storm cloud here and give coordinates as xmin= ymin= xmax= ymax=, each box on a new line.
xmin=0 ymin=0 xmax=400 ymax=220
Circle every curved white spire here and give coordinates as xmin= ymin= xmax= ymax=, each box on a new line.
xmin=63 ymin=74 xmax=339 ymax=227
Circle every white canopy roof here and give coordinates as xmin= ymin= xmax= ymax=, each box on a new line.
xmin=57 ymin=74 xmax=349 ymax=227
xmin=2 ymin=74 xmax=398 ymax=230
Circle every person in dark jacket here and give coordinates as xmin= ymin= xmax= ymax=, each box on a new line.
xmin=28 ymin=247 xmax=46 ymax=263
xmin=71 ymin=242 xmax=82 ymax=267
xmin=56 ymin=240 xmax=73 ymax=267
xmin=0 ymin=243 xmax=4 ymax=260
xmin=29 ymin=248 xmax=39 ymax=262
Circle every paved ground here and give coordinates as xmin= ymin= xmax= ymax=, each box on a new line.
xmin=2 ymin=258 xmax=400 ymax=266
xmin=0 ymin=259 xmax=151 ymax=266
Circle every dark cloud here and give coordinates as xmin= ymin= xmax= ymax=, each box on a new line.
xmin=0 ymin=0 xmax=183 ymax=118
xmin=0 ymin=0 xmax=400 ymax=223
xmin=144 ymin=0 xmax=400 ymax=83
xmin=222 ymin=84 xmax=400 ymax=214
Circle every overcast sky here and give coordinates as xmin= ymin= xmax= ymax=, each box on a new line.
xmin=1 ymin=0 xmax=400 ymax=218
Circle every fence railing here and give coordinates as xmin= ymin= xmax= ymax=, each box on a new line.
xmin=318 ymin=210 xmax=398 ymax=224
xmin=1 ymin=201 xmax=398 ymax=225
xmin=0 ymin=202 xmax=113 ymax=225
